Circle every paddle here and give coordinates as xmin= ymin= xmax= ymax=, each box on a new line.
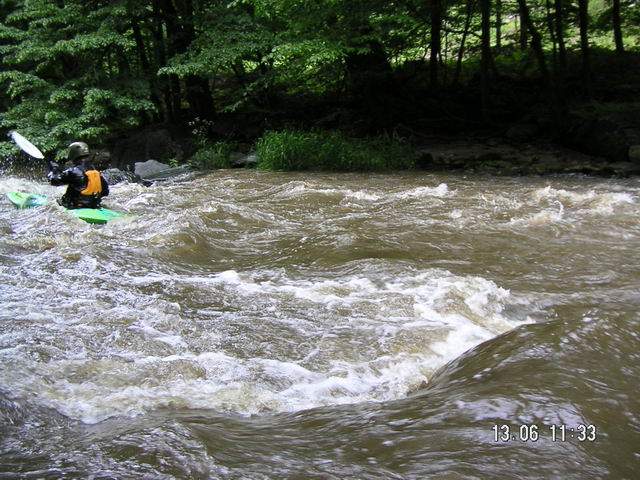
xmin=8 ymin=131 xmax=45 ymax=159
xmin=7 ymin=130 xmax=61 ymax=174
xmin=5 ymin=132 xmax=49 ymax=208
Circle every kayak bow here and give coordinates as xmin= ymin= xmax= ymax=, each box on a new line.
xmin=6 ymin=191 xmax=125 ymax=224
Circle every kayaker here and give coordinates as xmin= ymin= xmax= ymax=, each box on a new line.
xmin=47 ymin=142 xmax=109 ymax=209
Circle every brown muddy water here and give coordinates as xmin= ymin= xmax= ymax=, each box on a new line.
xmin=1 ymin=170 xmax=639 ymax=479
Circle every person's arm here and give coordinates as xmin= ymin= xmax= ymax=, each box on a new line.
xmin=47 ymin=161 xmax=73 ymax=186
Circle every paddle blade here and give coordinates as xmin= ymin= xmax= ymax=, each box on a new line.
xmin=8 ymin=131 xmax=45 ymax=159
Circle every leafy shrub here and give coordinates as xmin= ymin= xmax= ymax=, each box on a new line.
xmin=189 ymin=141 xmax=234 ymax=169
xmin=255 ymin=130 xmax=416 ymax=171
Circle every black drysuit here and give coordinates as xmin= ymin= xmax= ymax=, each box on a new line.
xmin=48 ymin=161 xmax=109 ymax=209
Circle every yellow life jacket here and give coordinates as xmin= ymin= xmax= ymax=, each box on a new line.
xmin=81 ymin=170 xmax=102 ymax=196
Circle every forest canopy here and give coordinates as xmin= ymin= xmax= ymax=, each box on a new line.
xmin=0 ymin=0 xmax=638 ymax=159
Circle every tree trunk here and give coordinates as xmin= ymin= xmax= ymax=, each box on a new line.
xmin=545 ymin=0 xmax=558 ymax=65
xmin=554 ymin=0 xmax=567 ymax=74
xmin=612 ymin=0 xmax=624 ymax=53
xmin=442 ymin=19 xmax=449 ymax=84
xmin=158 ymin=0 xmax=215 ymax=118
xmin=182 ymin=16 xmax=216 ymax=116
xmin=152 ymin=0 xmax=180 ymax=119
xmin=544 ymin=0 xmax=566 ymax=118
xmin=153 ymin=48 xmax=175 ymax=120
xmin=496 ymin=0 xmax=502 ymax=49
xmin=129 ymin=6 xmax=164 ymax=122
xmin=517 ymin=0 xmax=549 ymax=82
xmin=345 ymin=40 xmax=393 ymax=129
xmin=429 ymin=0 xmax=442 ymax=86
xmin=480 ymin=0 xmax=491 ymax=119
xmin=518 ymin=2 xmax=528 ymax=50
xmin=577 ymin=0 xmax=591 ymax=94
xmin=453 ymin=0 xmax=474 ymax=85
xmin=517 ymin=0 xmax=566 ymax=123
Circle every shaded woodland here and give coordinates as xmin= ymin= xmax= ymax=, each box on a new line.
xmin=0 ymin=0 xmax=638 ymax=165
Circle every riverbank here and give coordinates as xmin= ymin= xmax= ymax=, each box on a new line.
xmin=99 ymin=57 xmax=640 ymax=177
xmin=415 ymin=135 xmax=640 ymax=177
xmin=3 ymin=49 xmax=640 ymax=178
xmin=102 ymin=112 xmax=640 ymax=179
xmin=95 ymin=50 xmax=640 ymax=176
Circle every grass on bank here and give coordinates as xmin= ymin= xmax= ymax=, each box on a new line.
xmin=255 ymin=130 xmax=416 ymax=171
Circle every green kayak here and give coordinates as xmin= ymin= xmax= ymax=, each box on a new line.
xmin=6 ymin=191 xmax=125 ymax=224
xmin=6 ymin=191 xmax=48 ymax=209
xmin=68 ymin=207 xmax=124 ymax=224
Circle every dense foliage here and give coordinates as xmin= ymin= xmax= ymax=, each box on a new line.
xmin=256 ymin=130 xmax=416 ymax=171
xmin=0 ymin=0 xmax=638 ymax=161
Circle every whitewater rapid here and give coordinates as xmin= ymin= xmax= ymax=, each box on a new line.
xmin=1 ymin=171 xmax=638 ymax=425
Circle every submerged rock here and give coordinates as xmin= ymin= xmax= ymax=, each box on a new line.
xmin=111 ymin=128 xmax=187 ymax=168
xmin=231 ymin=152 xmax=258 ymax=168
xmin=134 ymin=159 xmax=190 ymax=180
xmin=101 ymin=168 xmax=136 ymax=185
xmin=134 ymin=159 xmax=171 ymax=178
xmin=101 ymin=167 xmax=153 ymax=186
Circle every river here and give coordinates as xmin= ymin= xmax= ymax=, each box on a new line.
xmin=1 ymin=170 xmax=639 ymax=478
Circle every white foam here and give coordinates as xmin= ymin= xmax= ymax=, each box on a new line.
xmin=344 ymin=190 xmax=381 ymax=201
xmin=533 ymin=186 xmax=635 ymax=214
xmin=1 ymin=267 xmax=532 ymax=423
xmin=394 ymin=183 xmax=452 ymax=199
xmin=3 ymin=171 xmax=547 ymax=424
xmin=510 ymin=201 xmax=564 ymax=226
xmin=274 ymin=182 xmax=453 ymax=203
xmin=272 ymin=182 xmax=382 ymax=203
